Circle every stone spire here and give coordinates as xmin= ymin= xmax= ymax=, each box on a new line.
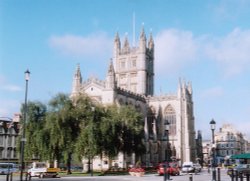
xmin=72 ymin=64 xmax=82 ymax=95
xmin=187 ymin=81 xmax=192 ymax=95
xmin=114 ymin=32 xmax=121 ymax=57
xmin=105 ymin=59 xmax=116 ymax=89
xmin=139 ymin=24 xmax=146 ymax=52
xmin=140 ymin=24 xmax=146 ymax=41
xmin=148 ymin=31 xmax=154 ymax=50
xmin=122 ymin=33 xmax=130 ymax=53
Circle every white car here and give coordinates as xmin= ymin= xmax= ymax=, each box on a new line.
xmin=182 ymin=162 xmax=195 ymax=173
xmin=193 ymin=163 xmax=202 ymax=172
xmin=0 ymin=163 xmax=16 ymax=175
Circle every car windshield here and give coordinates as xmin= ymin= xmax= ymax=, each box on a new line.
xmin=169 ymin=163 xmax=178 ymax=167
xmin=159 ymin=162 xmax=178 ymax=168
xmin=235 ymin=164 xmax=247 ymax=169
xmin=36 ymin=163 xmax=46 ymax=168
xmin=183 ymin=165 xmax=191 ymax=168
xmin=0 ymin=164 xmax=13 ymax=169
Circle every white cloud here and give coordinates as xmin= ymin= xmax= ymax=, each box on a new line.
xmin=200 ymin=86 xmax=224 ymax=99
xmin=49 ymin=32 xmax=112 ymax=60
xmin=1 ymin=85 xmax=22 ymax=92
xmin=154 ymin=28 xmax=250 ymax=78
xmin=0 ymin=99 xmax=20 ymax=117
xmin=48 ymin=28 xmax=250 ymax=78
xmin=239 ymin=126 xmax=250 ymax=140
xmin=205 ymin=28 xmax=250 ymax=77
xmin=213 ymin=0 xmax=250 ymax=21
xmin=155 ymin=29 xmax=197 ymax=76
xmin=0 ymin=75 xmax=22 ymax=92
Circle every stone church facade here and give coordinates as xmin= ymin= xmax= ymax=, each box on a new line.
xmin=71 ymin=27 xmax=196 ymax=169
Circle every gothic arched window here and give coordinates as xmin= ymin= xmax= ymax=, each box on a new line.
xmin=147 ymin=106 xmax=156 ymax=138
xmin=164 ymin=105 xmax=176 ymax=136
xmin=118 ymin=98 xmax=124 ymax=105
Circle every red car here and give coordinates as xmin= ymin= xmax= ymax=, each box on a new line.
xmin=157 ymin=162 xmax=180 ymax=176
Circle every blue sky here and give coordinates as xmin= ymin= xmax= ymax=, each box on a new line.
xmin=1 ymin=0 xmax=250 ymax=139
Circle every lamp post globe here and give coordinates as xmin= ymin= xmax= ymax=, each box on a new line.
xmin=210 ymin=119 xmax=216 ymax=132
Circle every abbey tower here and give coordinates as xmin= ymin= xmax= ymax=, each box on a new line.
xmin=71 ymin=27 xmax=196 ymax=169
xmin=113 ymin=27 xmax=154 ymax=96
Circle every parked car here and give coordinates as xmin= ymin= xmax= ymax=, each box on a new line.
xmin=193 ymin=163 xmax=202 ymax=172
xmin=227 ymin=164 xmax=250 ymax=177
xmin=0 ymin=163 xmax=17 ymax=175
xmin=157 ymin=162 xmax=180 ymax=176
xmin=181 ymin=162 xmax=195 ymax=173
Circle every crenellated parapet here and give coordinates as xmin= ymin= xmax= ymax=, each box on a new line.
xmin=82 ymin=77 xmax=106 ymax=88
xmin=147 ymin=93 xmax=178 ymax=102
xmin=117 ymin=87 xmax=146 ymax=102
xmin=178 ymin=78 xmax=193 ymax=102
xmin=113 ymin=27 xmax=154 ymax=57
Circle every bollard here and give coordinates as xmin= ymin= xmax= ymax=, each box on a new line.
xmin=25 ymin=172 xmax=31 ymax=181
xmin=189 ymin=173 xmax=193 ymax=181
xmin=247 ymin=173 xmax=250 ymax=181
xmin=239 ymin=172 xmax=243 ymax=181
xmin=217 ymin=167 xmax=221 ymax=181
xmin=163 ymin=164 xmax=167 ymax=181
xmin=10 ymin=173 xmax=13 ymax=181
xmin=246 ymin=173 xmax=250 ymax=181
xmin=212 ymin=167 xmax=217 ymax=181
xmin=235 ymin=170 xmax=238 ymax=181
xmin=25 ymin=172 xmax=28 ymax=181
xmin=6 ymin=174 xmax=9 ymax=181
xmin=231 ymin=169 xmax=235 ymax=181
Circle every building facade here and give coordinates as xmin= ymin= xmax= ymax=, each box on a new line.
xmin=196 ymin=130 xmax=203 ymax=165
xmin=202 ymin=140 xmax=211 ymax=167
xmin=215 ymin=124 xmax=248 ymax=165
xmin=71 ymin=28 xmax=196 ymax=169
xmin=0 ymin=114 xmax=20 ymax=163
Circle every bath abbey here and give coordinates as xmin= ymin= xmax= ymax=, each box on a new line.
xmin=71 ymin=27 xmax=196 ymax=169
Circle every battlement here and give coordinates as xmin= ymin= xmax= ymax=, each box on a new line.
xmin=117 ymin=87 xmax=146 ymax=102
xmin=82 ymin=77 xmax=105 ymax=88
xmin=147 ymin=93 xmax=178 ymax=102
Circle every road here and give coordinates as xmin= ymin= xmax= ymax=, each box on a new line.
xmin=0 ymin=169 xmax=231 ymax=181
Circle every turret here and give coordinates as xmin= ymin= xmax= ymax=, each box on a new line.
xmin=122 ymin=33 xmax=130 ymax=54
xmin=177 ymin=78 xmax=182 ymax=98
xmin=114 ymin=32 xmax=121 ymax=57
xmin=148 ymin=32 xmax=154 ymax=51
xmin=139 ymin=25 xmax=147 ymax=52
xmin=187 ymin=81 xmax=192 ymax=95
xmin=72 ymin=64 xmax=82 ymax=95
xmin=105 ymin=59 xmax=116 ymax=89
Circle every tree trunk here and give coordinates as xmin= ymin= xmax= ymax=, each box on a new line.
xmin=66 ymin=152 xmax=72 ymax=174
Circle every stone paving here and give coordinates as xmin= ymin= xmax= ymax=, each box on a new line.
xmin=0 ymin=169 xmax=232 ymax=181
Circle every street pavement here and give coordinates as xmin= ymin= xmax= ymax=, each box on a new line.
xmin=0 ymin=169 xmax=232 ymax=181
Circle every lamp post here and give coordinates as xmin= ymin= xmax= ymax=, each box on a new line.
xmin=210 ymin=119 xmax=216 ymax=181
xmin=20 ymin=69 xmax=30 ymax=181
xmin=90 ymin=106 xmax=95 ymax=177
xmin=164 ymin=120 xmax=170 ymax=181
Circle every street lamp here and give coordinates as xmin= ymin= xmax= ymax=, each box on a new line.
xmin=210 ymin=119 xmax=216 ymax=181
xmin=90 ymin=106 xmax=95 ymax=177
xmin=20 ymin=69 xmax=30 ymax=181
xmin=164 ymin=120 xmax=170 ymax=181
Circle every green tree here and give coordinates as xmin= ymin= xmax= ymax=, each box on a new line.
xmin=116 ymin=105 xmax=145 ymax=162
xmin=23 ymin=92 xmax=145 ymax=172
xmin=97 ymin=105 xmax=145 ymax=167
xmin=43 ymin=93 xmax=79 ymax=173
xmin=20 ymin=101 xmax=47 ymax=161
